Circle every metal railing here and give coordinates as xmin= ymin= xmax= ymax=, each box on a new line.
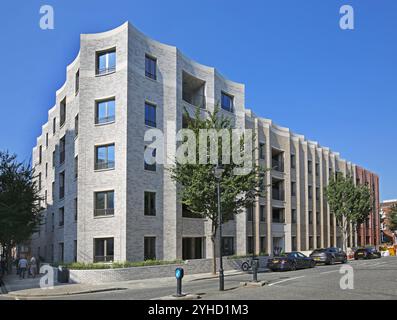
xmin=272 ymin=159 xmax=284 ymax=172
xmin=272 ymin=189 xmax=285 ymax=201
xmin=182 ymin=94 xmax=206 ymax=109
xmin=94 ymin=208 xmax=114 ymax=217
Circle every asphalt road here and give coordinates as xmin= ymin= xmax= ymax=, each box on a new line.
xmin=1 ymin=257 xmax=396 ymax=300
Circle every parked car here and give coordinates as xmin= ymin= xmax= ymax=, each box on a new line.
xmin=267 ymin=252 xmax=315 ymax=271
xmin=354 ymin=247 xmax=381 ymax=260
xmin=310 ymin=247 xmax=347 ymax=265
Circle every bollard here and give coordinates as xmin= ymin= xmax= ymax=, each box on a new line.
xmin=252 ymin=259 xmax=258 ymax=283
xmin=174 ymin=267 xmax=186 ymax=297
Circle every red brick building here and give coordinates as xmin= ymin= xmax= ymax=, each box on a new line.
xmin=355 ymin=166 xmax=380 ymax=247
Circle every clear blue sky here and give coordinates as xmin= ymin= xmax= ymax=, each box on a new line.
xmin=0 ymin=0 xmax=396 ymax=200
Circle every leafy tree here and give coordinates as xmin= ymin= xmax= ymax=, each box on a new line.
xmin=387 ymin=204 xmax=397 ymax=232
xmin=169 ymin=106 xmax=267 ymax=274
xmin=325 ymin=173 xmax=372 ymax=251
xmin=0 ymin=151 xmax=43 ymax=271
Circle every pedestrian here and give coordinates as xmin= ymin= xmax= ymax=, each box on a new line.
xmin=0 ymin=256 xmax=5 ymax=277
xmin=29 ymin=256 xmax=37 ymax=278
xmin=15 ymin=257 xmax=20 ymax=275
xmin=18 ymin=256 xmax=28 ymax=279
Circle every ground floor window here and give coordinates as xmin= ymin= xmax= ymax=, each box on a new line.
xmin=247 ymin=236 xmax=253 ymax=254
xmin=59 ymin=242 xmax=64 ymax=262
xmin=182 ymin=237 xmax=203 ymax=260
xmin=221 ymin=237 xmax=234 ymax=256
xmin=317 ymin=236 xmax=321 ymax=248
xmin=292 ymin=236 xmax=297 ymax=251
xmin=94 ymin=238 xmax=114 ymax=262
xmin=309 ymin=236 xmax=313 ymax=250
xmin=260 ymin=236 xmax=266 ymax=253
xmin=144 ymin=237 xmax=156 ymax=260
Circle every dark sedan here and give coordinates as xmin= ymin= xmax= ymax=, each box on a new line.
xmin=310 ymin=247 xmax=347 ymax=265
xmin=267 ymin=252 xmax=315 ymax=271
xmin=354 ymin=247 xmax=381 ymax=260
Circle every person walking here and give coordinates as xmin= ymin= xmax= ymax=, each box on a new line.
xmin=0 ymin=256 xmax=5 ymax=278
xmin=29 ymin=256 xmax=37 ymax=278
xmin=18 ymin=257 xmax=28 ymax=279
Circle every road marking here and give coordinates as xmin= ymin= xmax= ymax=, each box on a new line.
xmin=319 ymin=270 xmax=338 ymax=275
xmin=268 ymin=276 xmax=305 ymax=287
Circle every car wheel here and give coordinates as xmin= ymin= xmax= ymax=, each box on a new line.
xmin=310 ymin=260 xmax=315 ymax=268
xmin=241 ymin=262 xmax=250 ymax=272
xmin=290 ymin=262 xmax=297 ymax=271
xmin=330 ymin=257 xmax=335 ymax=265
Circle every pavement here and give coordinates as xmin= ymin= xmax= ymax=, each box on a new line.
xmin=0 ymin=257 xmax=396 ymax=300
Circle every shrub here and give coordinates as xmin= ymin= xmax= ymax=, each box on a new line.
xmin=57 ymin=259 xmax=184 ymax=270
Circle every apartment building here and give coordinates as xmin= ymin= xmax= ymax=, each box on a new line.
xmin=30 ymin=22 xmax=380 ymax=263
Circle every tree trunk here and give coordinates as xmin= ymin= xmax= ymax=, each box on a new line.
xmin=211 ymin=234 xmax=217 ymax=275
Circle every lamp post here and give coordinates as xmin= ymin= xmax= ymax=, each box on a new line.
xmin=214 ymin=165 xmax=224 ymax=291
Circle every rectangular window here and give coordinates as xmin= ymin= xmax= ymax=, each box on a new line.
xmin=292 ymin=237 xmax=297 ymax=251
xmin=94 ymin=190 xmax=115 ymax=217
xmin=272 ymin=208 xmax=285 ymax=223
xmin=145 ymin=55 xmax=157 ymax=80
xmin=51 ymin=213 xmax=54 ymax=232
xmin=95 ymin=144 xmax=115 ymax=170
xmin=75 ymin=70 xmax=79 ymax=95
xmin=260 ymin=237 xmax=266 ymax=253
xmin=53 ymin=118 xmax=56 ymax=135
xmin=259 ymin=205 xmax=266 ymax=222
xmin=74 ymin=198 xmax=78 ymax=221
xmin=308 ymin=185 xmax=313 ymax=199
xmin=291 ymin=154 xmax=296 ymax=169
xmin=221 ymin=92 xmax=234 ymax=112
xmin=52 ymin=182 xmax=55 ymax=200
xmin=45 ymin=163 xmax=48 ymax=178
xmin=59 ymin=171 xmax=65 ymax=199
xmin=317 ymin=236 xmax=321 ymax=247
xmin=259 ymin=143 xmax=265 ymax=160
xmin=247 ymin=206 xmax=253 ymax=222
xmin=74 ymin=114 xmax=79 ymax=137
xmin=59 ymin=207 xmax=64 ymax=227
xmin=60 ymin=98 xmax=66 ymax=127
xmin=315 ymin=163 xmax=320 ymax=176
xmin=182 ymin=203 xmax=202 ymax=218
xmin=144 ymin=146 xmax=156 ymax=171
xmin=44 ymin=190 xmax=47 ymax=206
xmin=247 ymin=236 xmax=253 ymax=254
xmin=59 ymin=242 xmax=64 ymax=262
xmin=309 ymin=211 xmax=313 ymax=224
xmin=309 ymin=236 xmax=313 ymax=250
xmin=316 ymin=211 xmax=320 ymax=225
xmin=291 ymin=181 xmax=296 ymax=196
xmin=96 ymin=98 xmax=115 ymax=124
xmin=292 ymin=209 xmax=297 ymax=223
xmin=39 ymin=146 xmax=42 ymax=164
xmin=74 ymin=156 xmax=78 ymax=178
xmin=94 ymin=238 xmax=114 ymax=262
xmin=52 ymin=150 xmax=56 ymax=167
xmin=46 ymin=133 xmax=49 ymax=148
xmin=96 ymin=49 xmax=116 ymax=75
xmin=316 ymin=187 xmax=320 ymax=200
xmin=38 ymin=172 xmax=42 ymax=190
xmin=308 ymin=160 xmax=313 ymax=174
xmin=144 ymin=237 xmax=156 ymax=260
xmin=221 ymin=237 xmax=235 ymax=256
xmin=144 ymin=192 xmax=156 ymax=216
xmin=60 ymin=135 xmax=66 ymax=164
xmin=74 ymin=240 xmax=77 ymax=262
xmin=145 ymin=102 xmax=156 ymax=127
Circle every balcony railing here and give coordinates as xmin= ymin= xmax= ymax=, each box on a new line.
xmin=94 ymin=208 xmax=114 ymax=217
xmin=93 ymin=255 xmax=114 ymax=263
xmin=95 ymin=161 xmax=115 ymax=170
xmin=272 ymin=216 xmax=285 ymax=223
xmin=272 ymin=189 xmax=285 ymax=201
xmin=182 ymin=94 xmax=206 ymax=109
xmin=272 ymin=159 xmax=284 ymax=172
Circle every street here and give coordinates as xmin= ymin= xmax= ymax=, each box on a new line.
xmin=1 ymin=257 xmax=396 ymax=300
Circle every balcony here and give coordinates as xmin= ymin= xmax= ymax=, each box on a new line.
xmin=182 ymin=71 xmax=206 ymax=109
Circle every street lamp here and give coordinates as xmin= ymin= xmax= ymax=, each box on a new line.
xmin=214 ymin=165 xmax=225 ymax=291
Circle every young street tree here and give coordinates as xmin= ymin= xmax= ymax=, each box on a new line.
xmin=325 ymin=173 xmax=372 ymax=251
xmin=386 ymin=204 xmax=397 ymax=232
xmin=169 ymin=107 xmax=267 ymax=274
xmin=0 ymin=151 xmax=43 ymax=271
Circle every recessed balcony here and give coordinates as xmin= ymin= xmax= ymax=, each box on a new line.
xmin=182 ymin=71 xmax=206 ymax=109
